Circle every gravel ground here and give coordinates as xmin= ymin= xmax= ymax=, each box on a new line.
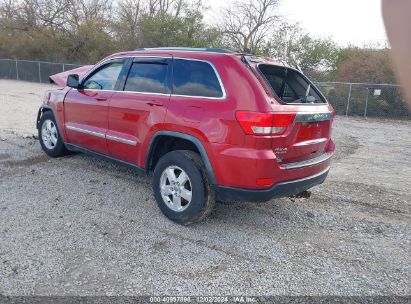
xmin=0 ymin=80 xmax=55 ymax=135
xmin=0 ymin=80 xmax=410 ymax=296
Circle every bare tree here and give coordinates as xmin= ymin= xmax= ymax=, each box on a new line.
xmin=28 ymin=0 xmax=70 ymax=31
xmin=112 ymin=0 xmax=142 ymax=47
xmin=65 ymin=0 xmax=113 ymax=30
xmin=0 ymin=0 xmax=222 ymax=62
xmin=0 ymin=0 xmax=70 ymax=32
xmin=220 ymin=0 xmax=280 ymax=53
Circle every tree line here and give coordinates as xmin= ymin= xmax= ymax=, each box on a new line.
xmin=0 ymin=0 xmax=399 ymax=85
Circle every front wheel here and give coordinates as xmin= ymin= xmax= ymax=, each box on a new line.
xmin=38 ymin=111 xmax=68 ymax=157
xmin=152 ymin=150 xmax=215 ymax=225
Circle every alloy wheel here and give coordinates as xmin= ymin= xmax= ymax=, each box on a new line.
xmin=41 ymin=119 xmax=58 ymax=150
xmin=159 ymin=165 xmax=193 ymax=212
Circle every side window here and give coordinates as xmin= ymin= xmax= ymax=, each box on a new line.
xmin=82 ymin=61 xmax=123 ymax=90
xmin=172 ymin=59 xmax=224 ymax=98
xmin=124 ymin=62 xmax=168 ymax=94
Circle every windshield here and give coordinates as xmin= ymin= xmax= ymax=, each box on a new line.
xmin=258 ymin=64 xmax=325 ymax=104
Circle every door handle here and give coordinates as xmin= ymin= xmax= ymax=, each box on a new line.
xmin=146 ymin=100 xmax=163 ymax=107
xmin=96 ymin=97 xmax=107 ymax=101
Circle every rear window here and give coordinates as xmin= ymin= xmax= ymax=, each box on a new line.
xmin=172 ymin=59 xmax=224 ymax=98
xmin=125 ymin=62 xmax=168 ymax=94
xmin=258 ymin=64 xmax=325 ymax=104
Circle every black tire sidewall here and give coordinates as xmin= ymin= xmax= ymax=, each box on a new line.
xmin=153 ymin=151 xmax=208 ymax=224
xmin=38 ymin=112 xmax=66 ymax=157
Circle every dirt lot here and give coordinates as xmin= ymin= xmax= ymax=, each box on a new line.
xmin=0 ymin=79 xmax=410 ymax=296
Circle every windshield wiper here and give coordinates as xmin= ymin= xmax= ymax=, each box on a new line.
xmin=291 ymin=84 xmax=316 ymax=103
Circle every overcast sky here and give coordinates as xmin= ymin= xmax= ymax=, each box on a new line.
xmin=204 ymin=0 xmax=388 ymax=47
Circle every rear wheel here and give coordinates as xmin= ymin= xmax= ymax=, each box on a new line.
xmin=153 ymin=150 xmax=215 ymax=225
xmin=38 ymin=111 xmax=68 ymax=157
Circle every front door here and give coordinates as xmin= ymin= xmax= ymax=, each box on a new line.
xmin=64 ymin=59 xmax=125 ymax=154
xmin=107 ymin=57 xmax=171 ymax=165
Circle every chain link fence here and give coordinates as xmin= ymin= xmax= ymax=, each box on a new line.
xmin=0 ymin=59 xmax=82 ymax=83
xmin=316 ymin=82 xmax=410 ymax=119
xmin=0 ymin=58 xmax=409 ymax=119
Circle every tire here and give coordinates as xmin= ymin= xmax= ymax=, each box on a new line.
xmin=152 ymin=150 xmax=215 ymax=225
xmin=38 ymin=111 xmax=68 ymax=157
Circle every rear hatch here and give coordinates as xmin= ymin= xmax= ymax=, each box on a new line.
xmin=268 ymin=109 xmax=333 ymax=164
xmin=257 ymin=63 xmax=334 ymax=164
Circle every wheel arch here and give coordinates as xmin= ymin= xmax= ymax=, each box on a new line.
xmin=36 ymin=106 xmax=66 ymax=142
xmin=145 ymin=131 xmax=217 ymax=185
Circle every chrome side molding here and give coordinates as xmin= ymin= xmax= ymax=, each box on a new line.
xmin=106 ymin=134 xmax=137 ymax=146
xmin=66 ymin=124 xmax=137 ymax=146
xmin=66 ymin=125 xmax=105 ymax=139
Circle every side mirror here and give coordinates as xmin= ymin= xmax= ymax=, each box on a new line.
xmin=67 ymin=74 xmax=79 ymax=88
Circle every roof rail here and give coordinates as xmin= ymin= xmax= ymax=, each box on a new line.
xmin=134 ymin=47 xmax=235 ymax=54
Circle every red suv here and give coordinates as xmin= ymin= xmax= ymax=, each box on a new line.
xmin=36 ymin=48 xmax=335 ymax=224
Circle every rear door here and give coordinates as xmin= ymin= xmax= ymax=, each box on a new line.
xmin=107 ymin=56 xmax=171 ymax=165
xmin=64 ymin=58 xmax=125 ymax=154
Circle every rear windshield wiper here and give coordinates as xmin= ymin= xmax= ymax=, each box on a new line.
xmin=292 ymin=84 xmax=316 ymax=103
xmin=305 ymin=83 xmax=311 ymax=97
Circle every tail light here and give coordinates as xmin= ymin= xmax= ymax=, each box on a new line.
xmin=235 ymin=111 xmax=296 ymax=136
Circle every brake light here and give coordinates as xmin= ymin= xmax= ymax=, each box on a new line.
xmin=235 ymin=111 xmax=296 ymax=135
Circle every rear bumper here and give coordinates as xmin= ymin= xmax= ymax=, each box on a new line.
xmin=215 ymin=167 xmax=330 ymax=203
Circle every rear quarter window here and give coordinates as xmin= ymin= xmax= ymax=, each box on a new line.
xmin=172 ymin=59 xmax=224 ymax=98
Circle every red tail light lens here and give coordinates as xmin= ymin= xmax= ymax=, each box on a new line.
xmin=235 ymin=111 xmax=296 ymax=135
xmin=235 ymin=112 xmax=272 ymax=135
xmin=272 ymin=113 xmax=297 ymax=133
